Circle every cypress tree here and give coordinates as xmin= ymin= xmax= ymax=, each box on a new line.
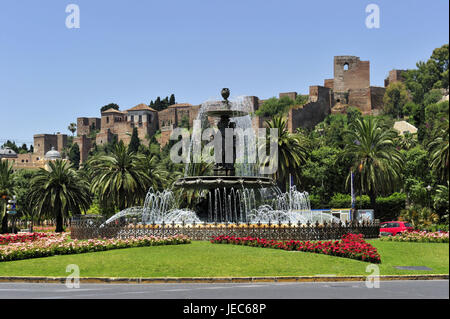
xmin=128 ymin=127 xmax=140 ymax=154
xmin=169 ymin=94 xmax=176 ymax=105
xmin=154 ymin=97 xmax=162 ymax=111
xmin=68 ymin=143 xmax=80 ymax=169
xmin=162 ymin=96 xmax=169 ymax=110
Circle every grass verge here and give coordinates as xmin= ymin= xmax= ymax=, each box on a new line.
xmin=0 ymin=240 xmax=447 ymax=278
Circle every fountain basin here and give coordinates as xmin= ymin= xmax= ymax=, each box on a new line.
xmin=173 ymin=176 xmax=276 ymax=190
xmin=205 ymin=109 xmax=248 ymax=118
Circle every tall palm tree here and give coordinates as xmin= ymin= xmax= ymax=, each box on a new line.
xmin=0 ymin=160 xmax=14 ymax=233
xmin=342 ymin=117 xmax=404 ymax=214
xmin=68 ymin=123 xmax=77 ymax=136
xmin=263 ymin=116 xmax=308 ymax=192
xmin=428 ymin=119 xmax=449 ymax=182
xmin=142 ymin=154 xmax=170 ymax=191
xmin=88 ymin=141 xmax=150 ymax=210
xmin=28 ymin=160 xmax=91 ymax=232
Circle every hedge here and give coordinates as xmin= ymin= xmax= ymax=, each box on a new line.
xmin=316 ymin=192 xmax=407 ymax=221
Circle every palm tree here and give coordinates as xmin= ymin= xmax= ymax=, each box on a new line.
xmin=263 ymin=116 xmax=308 ymax=192
xmin=68 ymin=123 xmax=77 ymax=136
xmin=397 ymin=131 xmax=417 ymax=150
xmin=342 ymin=117 xmax=404 ymax=215
xmin=142 ymin=154 xmax=169 ymax=191
xmin=0 ymin=160 xmax=14 ymax=233
xmin=28 ymin=160 xmax=91 ymax=232
xmin=88 ymin=141 xmax=150 ymax=210
xmin=428 ymin=119 xmax=449 ymax=182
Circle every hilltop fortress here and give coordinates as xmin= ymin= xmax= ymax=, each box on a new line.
xmin=2 ymin=55 xmax=407 ymax=168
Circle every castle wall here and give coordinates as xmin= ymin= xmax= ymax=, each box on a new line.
xmin=324 ymin=79 xmax=334 ymax=89
xmin=95 ymin=129 xmax=115 ymax=146
xmin=33 ymin=134 xmax=58 ymax=157
xmin=279 ymin=92 xmax=297 ymax=101
xmin=369 ymin=86 xmax=386 ymax=113
xmin=288 ymin=86 xmax=332 ymax=131
xmin=333 ymin=56 xmax=370 ymax=92
xmin=348 ymin=88 xmax=371 ymax=113
xmin=77 ymin=117 xmax=101 ymax=137
xmin=384 ymin=69 xmax=407 ymax=87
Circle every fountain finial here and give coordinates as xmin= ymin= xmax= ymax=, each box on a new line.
xmin=221 ymin=88 xmax=230 ymax=102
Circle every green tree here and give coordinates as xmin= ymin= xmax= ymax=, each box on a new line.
xmin=255 ymin=96 xmax=294 ymax=117
xmin=68 ymin=143 xmax=81 ymax=169
xmin=342 ymin=117 xmax=404 ymax=216
xmin=169 ymin=94 xmax=176 ymax=105
xmin=12 ymin=169 xmax=37 ymax=222
xmin=100 ymin=103 xmax=119 ymax=113
xmin=141 ymin=155 xmax=169 ymax=191
xmin=153 ymin=97 xmax=162 ymax=111
xmin=88 ymin=142 xmax=150 ymax=210
xmin=300 ymin=146 xmax=351 ymax=206
xmin=295 ymin=94 xmax=308 ymax=105
xmin=404 ymin=44 xmax=449 ymax=104
xmin=428 ymin=119 xmax=449 ymax=182
xmin=162 ymin=96 xmax=169 ymax=110
xmin=423 ymin=89 xmax=443 ymax=107
xmin=0 ymin=160 xmax=14 ymax=233
xmin=346 ymin=107 xmax=362 ymax=125
xmin=263 ymin=116 xmax=308 ymax=192
xmin=28 ymin=160 xmax=91 ymax=232
xmin=128 ymin=127 xmax=140 ymax=154
xmin=383 ymin=81 xmax=410 ymax=118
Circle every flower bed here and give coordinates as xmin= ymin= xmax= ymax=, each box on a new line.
xmin=0 ymin=233 xmax=55 ymax=245
xmin=211 ymin=233 xmax=381 ymax=263
xmin=31 ymin=226 xmax=57 ymax=233
xmin=0 ymin=233 xmax=191 ymax=262
xmin=380 ymin=230 xmax=449 ymax=243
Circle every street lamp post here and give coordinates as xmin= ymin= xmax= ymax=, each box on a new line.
xmin=350 ymin=169 xmax=356 ymax=221
xmin=6 ymin=195 xmax=17 ymax=233
xmin=426 ymin=185 xmax=432 ymax=209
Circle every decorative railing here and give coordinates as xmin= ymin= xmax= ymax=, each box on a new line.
xmin=70 ymin=218 xmax=380 ymax=241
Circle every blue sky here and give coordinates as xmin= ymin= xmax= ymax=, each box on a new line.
xmin=0 ymin=0 xmax=448 ymax=145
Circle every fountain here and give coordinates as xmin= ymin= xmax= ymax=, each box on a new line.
xmin=102 ymin=89 xmax=341 ymax=226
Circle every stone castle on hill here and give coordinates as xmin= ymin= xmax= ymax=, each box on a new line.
xmin=2 ymin=55 xmax=407 ymax=168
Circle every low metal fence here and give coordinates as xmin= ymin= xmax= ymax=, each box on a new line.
xmin=70 ymin=218 xmax=380 ymax=241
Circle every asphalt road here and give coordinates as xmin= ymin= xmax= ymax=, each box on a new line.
xmin=0 ymin=280 xmax=447 ymax=299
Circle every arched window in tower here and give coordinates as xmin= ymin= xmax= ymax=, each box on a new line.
xmin=343 ymin=63 xmax=349 ymax=71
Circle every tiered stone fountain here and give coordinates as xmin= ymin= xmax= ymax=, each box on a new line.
xmin=102 ymin=89 xmax=340 ymax=226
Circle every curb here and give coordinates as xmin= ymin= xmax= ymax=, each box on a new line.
xmin=0 ymin=274 xmax=448 ymax=284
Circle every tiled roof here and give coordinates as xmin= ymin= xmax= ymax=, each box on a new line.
xmin=101 ymin=108 xmax=125 ymax=114
xmin=127 ymin=103 xmax=157 ymax=112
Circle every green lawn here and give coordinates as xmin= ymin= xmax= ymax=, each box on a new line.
xmin=0 ymin=240 xmax=448 ymax=277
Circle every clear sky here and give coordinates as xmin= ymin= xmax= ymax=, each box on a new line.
xmin=0 ymin=0 xmax=448 ymax=145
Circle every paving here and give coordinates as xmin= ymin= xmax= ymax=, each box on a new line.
xmin=0 ymin=280 xmax=447 ymax=299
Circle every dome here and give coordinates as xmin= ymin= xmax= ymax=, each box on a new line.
xmin=44 ymin=147 xmax=61 ymax=160
xmin=0 ymin=147 xmax=17 ymax=158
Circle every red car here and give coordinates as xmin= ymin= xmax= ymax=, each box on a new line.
xmin=380 ymin=221 xmax=414 ymax=236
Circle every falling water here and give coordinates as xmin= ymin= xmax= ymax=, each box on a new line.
xmin=101 ymin=95 xmax=340 ymax=226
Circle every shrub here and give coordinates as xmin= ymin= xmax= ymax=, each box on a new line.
xmin=211 ymin=233 xmax=381 ymax=263
xmin=380 ymin=230 xmax=448 ymax=243
xmin=375 ymin=193 xmax=406 ymax=221
xmin=329 ymin=193 xmax=370 ymax=209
